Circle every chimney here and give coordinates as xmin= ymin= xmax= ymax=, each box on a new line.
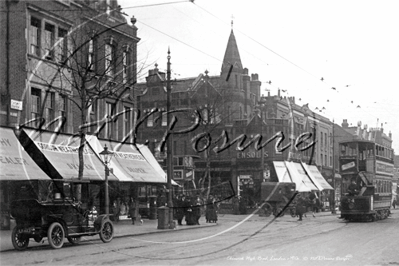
xmin=342 ymin=119 xmax=348 ymax=128
xmin=389 ymin=131 xmax=392 ymax=139
xmin=278 ymin=89 xmax=280 ymax=97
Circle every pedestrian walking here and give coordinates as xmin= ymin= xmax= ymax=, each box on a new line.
xmin=129 ymin=197 xmax=140 ymax=225
xmin=308 ymin=192 xmax=317 ymax=217
xmin=175 ymin=195 xmax=186 ymax=226
xmin=206 ymin=195 xmax=218 ymax=223
xmin=295 ymin=194 xmax=306 ymax=221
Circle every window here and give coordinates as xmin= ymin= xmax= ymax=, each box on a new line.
xmin=30 ymin=17 xmax=41 ymax=56
xmin=44 ymin=23 xmax=55 ymax=60
xmin=105 ymin=102 xmax=115 ymax=138
xmin=161 ymin=111 xmax=167 ymax=126
xmin=122 ymin=51 xmax=129 ymax=84
xmin=105 ymin=43 xmax=114 ymax=76
xmin=31 ymin=88 xmax=41 ymax=125
xmin=57 ymin=28 xmax=68 ymax=63
xmin=58 ymin=94 xmax=67 ymax=132
xmin=147 ymin=113 xmax=154 ymax=127
xmin=44 ymin=92 xmax=55 ymax=128
xmin=88 ymin=39 xmax=95 ymax=71
xmin=124 ymin=106 xmax=132 ymax=137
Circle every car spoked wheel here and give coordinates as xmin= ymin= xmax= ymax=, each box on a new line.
xmin=11 ymin=226 xmax=30 ymax=251
xmin=262 ymin=203 xmax=273 ymax=217
xmin=99 ymin=221 xmax=114 ymax=243
xmin=67 ymin=236 xmax=81 ymax=245
xmin=48 ymin=222 xmax=65 ymax=249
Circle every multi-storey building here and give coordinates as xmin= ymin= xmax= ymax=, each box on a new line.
xmin=136 ymin=27 xmax=335 ymax=209
xmin=0 ymin=0 xmax=138 ymax=140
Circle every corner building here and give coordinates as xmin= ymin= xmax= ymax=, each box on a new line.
xmin=136 ymin=28 xmax=334 ymax=212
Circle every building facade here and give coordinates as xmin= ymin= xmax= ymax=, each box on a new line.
xmin=136 ymin=28 xmax=335 ymax=210
xmin=0 ymin=0 xmax=139 ymax=141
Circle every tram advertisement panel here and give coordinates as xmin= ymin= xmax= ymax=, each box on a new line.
xmin=340 ymin=156 xmax=357 ymax=173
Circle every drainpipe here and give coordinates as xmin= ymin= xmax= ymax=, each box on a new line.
xmin=4 ymin=0 xmax=12 ymax=126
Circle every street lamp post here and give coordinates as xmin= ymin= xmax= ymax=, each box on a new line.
xmin=258 ymin=97 xmax=266 ymax=180
xmin=166 ymin=48 xmax=175 ymax=229
xmin=100 ymin=144 xmax=114 ymax=216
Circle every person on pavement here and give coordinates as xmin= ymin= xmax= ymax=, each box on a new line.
xmin=206 ymin=195 xmax=218 ymax=223
xmin=129 ymin=197 xmax=140 ymax=225
xmin=308 ymin=192 xmax=317 ymax=218
xmin=296 ymin=194 xmax=306 ymax=221
xmin=176 ymin=195 xmax=186 ymax=226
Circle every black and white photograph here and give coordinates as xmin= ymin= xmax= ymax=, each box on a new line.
xmin=0 ymin=0 xmax=398 ymax=265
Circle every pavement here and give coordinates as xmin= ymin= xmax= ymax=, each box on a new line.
xmin=0 ymin=209 xmax=341 ymax=252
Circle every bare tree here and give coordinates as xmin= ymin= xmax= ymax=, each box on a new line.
xmin=26 ymin=13 xmax=148 ymax=201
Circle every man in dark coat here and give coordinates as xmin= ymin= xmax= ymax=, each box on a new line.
xmin=296 ymin=194 xmax=306 ymax=221
xmin=175 ymin=195 xmax=186 ymax=226
xmin=347 ymin=180 xmax=359 ymax=196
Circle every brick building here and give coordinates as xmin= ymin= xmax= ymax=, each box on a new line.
xmin=136 ymin=28 xmax=335 ymax=209
xmin=0 ymin=0 xmax=139 ymax=140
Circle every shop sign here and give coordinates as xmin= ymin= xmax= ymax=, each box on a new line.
xmin=173 ymin=170 xmax=183 ymax=179
xmin=236 ymin=149 xmax=268 ymax=159
xmin=11 ymin=99 xmax=23 ymax=111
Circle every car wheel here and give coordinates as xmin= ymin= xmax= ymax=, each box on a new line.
xmin=262 ymin=203 xmax=273 ymax=217
xmin=67 ymin=236 xmax=81 ymax=245
xmin=11 ymin=226 xmax=29 ymax=251
xmin=99 ymin=220 xmax=114 ymax=243
xmin=47 ymin=222 xmax=65 ymax=249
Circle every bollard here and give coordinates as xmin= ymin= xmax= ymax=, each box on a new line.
xmin=157 ymin=206 xmax=169 ymax=229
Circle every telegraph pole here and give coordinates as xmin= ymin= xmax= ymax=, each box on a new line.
xmin=166 ymin=48 xmax=175 ymax=229
xmin=331 ymin=120 xmax=336 ymax=214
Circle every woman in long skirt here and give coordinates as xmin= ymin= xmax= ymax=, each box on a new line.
xmin=206 ymin=195 xmax=218 ymax=223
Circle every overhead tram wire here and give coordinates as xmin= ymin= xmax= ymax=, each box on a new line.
xmin=137 ymin=20 xmax=222 ymax=63
xmin=0 ymin=0 xmax=193 ymax=13
xmin=193 ymin=3 xmax=320 ymax=81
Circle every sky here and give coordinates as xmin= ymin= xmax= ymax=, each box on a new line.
xmin=118 ymin=0 xmax=399 ymax=153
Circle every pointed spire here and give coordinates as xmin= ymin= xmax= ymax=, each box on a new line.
xmin=222 ymin=28 xmax=242 ymax=71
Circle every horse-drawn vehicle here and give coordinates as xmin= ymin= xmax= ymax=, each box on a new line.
xmin=259 ymin=182 xmax=297 ymax=217
xmin=10 ymin=180 xmax=114 ymax=250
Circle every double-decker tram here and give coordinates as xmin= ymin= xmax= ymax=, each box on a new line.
xmin=339 ymin=140 xmax=394 ymax=221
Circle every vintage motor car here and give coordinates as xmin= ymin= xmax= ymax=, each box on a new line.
xmin=10 ymin=180 xmax=114 ymax=250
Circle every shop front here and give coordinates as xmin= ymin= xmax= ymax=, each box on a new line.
xmin=0 ymin=127 xmax=53 ymax=230
xmin=86 ymin=136 xmax=173 ymax=219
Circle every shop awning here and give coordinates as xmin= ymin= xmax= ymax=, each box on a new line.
xmin=301 ymin=163 xmax=334 ymax=191
xmin=86 ymin=136 xmax=170 ymax=184
xmin=285 ymin=161 xmax=317 ymax=192
xmin=273 ymin=161 xmax=291 ymax=183
xmin=22 ymin=129 xmax=118 ymax=182
xmin=0 ymin=127 xmax=51 ymax=181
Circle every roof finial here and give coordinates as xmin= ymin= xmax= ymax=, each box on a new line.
xmin=231 ymin=14 xmax=234 ymax=29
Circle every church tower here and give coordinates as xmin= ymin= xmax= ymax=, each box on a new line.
xmin=220 ymin=22 xmax=247 ymax=122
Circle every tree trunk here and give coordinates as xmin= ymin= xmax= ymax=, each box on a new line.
xmin=76 ymin=86 xmax=87 ymax=202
